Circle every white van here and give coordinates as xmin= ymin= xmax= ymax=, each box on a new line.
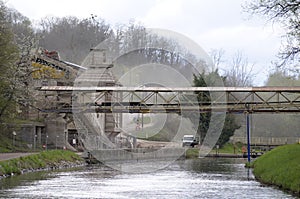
xmin=182 ymin=135 xmax=198 ymax=147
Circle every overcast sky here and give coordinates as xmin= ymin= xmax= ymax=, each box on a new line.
xmin=6 ymin=0 xmax=284 ymax=86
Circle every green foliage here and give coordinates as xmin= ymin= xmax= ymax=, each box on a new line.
xmin=266 ymin=71 xmax=300 ymax=86
xmin=0 ymin=3 xmax=38 ymax=148
xmin=211 ymin=142 xmax=245 ymax=154
xmin=143 ymin=129 xmax=170 ymax=142
xmin=192 ymin=71 xmax=240 ymax=147
xmin=186 ymin=143 xmax=246 ymax=159
xmin=252 ymin=71 xmax=300 ymax=138
xmin=0 ymin=129 xmax=34 ymax=153
xmin=192 ymin=72 xmax=211 ymax=143
xmin=252 ymin=144 xmax=300 ymax=195
xmin=0 ymin=2 xmax=19 ymax=122
xmin=0 ymin=159 xmax=21 ymax=175
xmin=217 ymin=114 xmax=240 ymax=146
xmin=0 ymin=150 xmax=83 ymax=176
xmin=185 ymin=148 xmax=199 ymax=159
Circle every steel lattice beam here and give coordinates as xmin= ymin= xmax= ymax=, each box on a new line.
xmin=39 ymin=86 xmax=300 ymax=114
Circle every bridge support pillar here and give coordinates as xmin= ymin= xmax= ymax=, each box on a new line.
xmin=246 ymin=113 xmax=251 ymax=163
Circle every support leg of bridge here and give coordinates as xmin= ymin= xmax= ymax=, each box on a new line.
xmin=246 ymin=113 xmax=251 ymax=163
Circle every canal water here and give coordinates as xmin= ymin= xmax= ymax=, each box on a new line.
xmin=0 ymin=158 xmax=296 ymax=198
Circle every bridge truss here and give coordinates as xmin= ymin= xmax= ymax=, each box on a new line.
xmin=40 ymin=86 xmax=300 ymax=114
xmin=39 ymin=85 xmax=300 ymax=162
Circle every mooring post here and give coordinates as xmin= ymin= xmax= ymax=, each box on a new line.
xmin=246 ymin=112 xmax=251 ymax=163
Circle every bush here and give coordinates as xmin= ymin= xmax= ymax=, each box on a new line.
xmin=252 ymin=144 xmax=300 ymax=195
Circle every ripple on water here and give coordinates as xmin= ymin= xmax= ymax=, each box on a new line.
xmin=0 ymin=159 xmax=297 ymax=199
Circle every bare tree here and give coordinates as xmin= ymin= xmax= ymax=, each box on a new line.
xmin=209 ymin=49 xmax=255 ymax=87
xmin=245 ymin=0 xmax=300 ymax=71
xmin=225 ymin=51 xmax=255 ymax=87
xmin=209 ymin=48 xmax=225 ymax=71
xmin=38 ymin=15 xmax=112 ymax=64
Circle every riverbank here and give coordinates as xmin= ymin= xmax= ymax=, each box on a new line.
xmin=0 ymin=158 xmax=294 ymax=198
xmin=185 ymin=142 xmax=247 ymax=159
xmin=0 ymin=150 xmax=86 ymax=178
xmin=249 ymin=143 xmax=300 ymax=196
xmin=185 ymin=148 xmax=248 ymax=159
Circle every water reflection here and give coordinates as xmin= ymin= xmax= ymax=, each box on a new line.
xmin=0 ymin=171 xmax=49 ymax=190
xmin=182 ymin=158 xmax=238 ymax=173
xmin=0 ymin=158 xmax=296 ymax=199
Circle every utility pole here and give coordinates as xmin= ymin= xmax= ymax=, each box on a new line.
xmin=246 ymin=112 xmax=251 ymax=163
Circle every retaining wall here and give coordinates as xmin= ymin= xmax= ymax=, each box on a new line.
xmin=90 ymin=147 xmax=185 ymax=163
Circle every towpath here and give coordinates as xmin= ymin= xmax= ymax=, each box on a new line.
xmin=0 ymin=153 xmax=37 ymax=161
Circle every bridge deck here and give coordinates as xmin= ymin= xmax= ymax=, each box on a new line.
xmin=40 ymin=86 xmax=300 ymax=92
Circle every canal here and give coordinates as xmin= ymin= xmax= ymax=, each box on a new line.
xmin=0 ymin=158 xmax=296 ymax=198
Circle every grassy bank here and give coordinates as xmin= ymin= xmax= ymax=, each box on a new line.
xmin=185 ymin=148 xmax=199 ymax=158
xmin=185 ymin=142 xmax=246 ymax=159
xmin=250 ymin=144 xmax=300 ymax=195
xmin=0 ymin=150 xmax=84 ymax=176
xmin=210 ymin=142 xmax=246 ymax=154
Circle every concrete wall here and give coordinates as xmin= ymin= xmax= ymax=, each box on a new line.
xmin=45 ymin=116 xmax=67 ymax=149
xmin=12 ymin=123 xmax=44 ymax=149
xmin=90 ymin=147 xmax=185 ymax=163
xmin=231 ymin=136 xmax=300 ymax=145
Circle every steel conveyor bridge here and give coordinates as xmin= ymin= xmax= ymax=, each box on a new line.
xmin=39 ymin=85 xmax=300 ymax=163
xmin=40 ymin=86 xmax=300 ymax=114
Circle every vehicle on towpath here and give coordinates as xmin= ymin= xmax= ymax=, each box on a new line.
xmin=182 ymin=135 xmax=199 ymax=147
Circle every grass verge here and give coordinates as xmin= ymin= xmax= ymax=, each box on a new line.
xmin=0 ymin=150 xmax=84 ymax=176
xmin=250 ymin=143 xmax=300 ymax=196
xmin=185 ymin=148 xmax=199 ymax=159
xmin=185 ymin=142 xmax=246 ymax=159
xmin=210 ymin=142 xmax=246 ymax=154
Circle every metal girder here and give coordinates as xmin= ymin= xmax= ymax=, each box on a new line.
xmin=40 ymin=86 xmax=300 ymax=92
xmin=39 ymin=86 xmax=300 ymax=114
